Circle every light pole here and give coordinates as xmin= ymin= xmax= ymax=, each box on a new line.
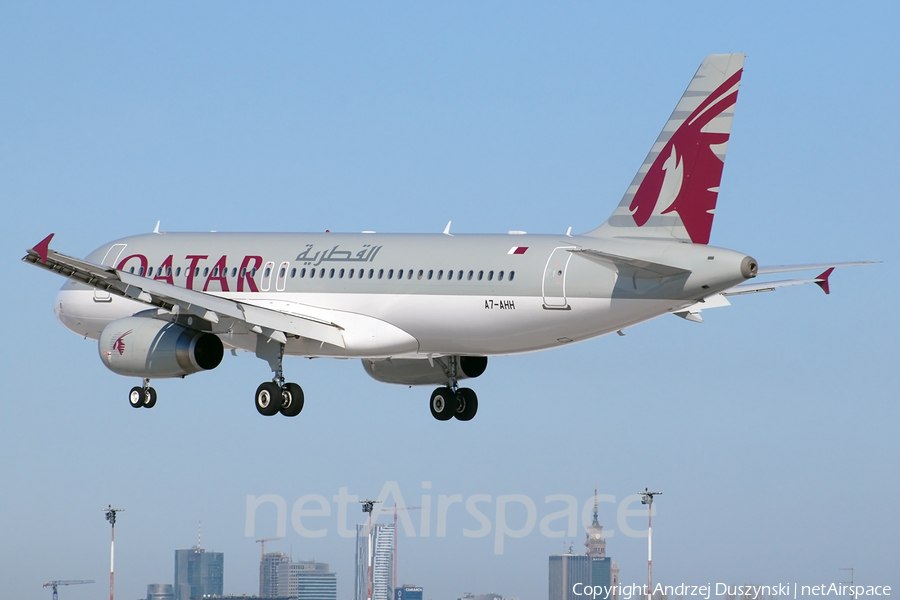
xmin=360 ymin=499 xmax=381 ymax=600
xmin=102 ymin=505 xmax=124 ymax=600
xmin=840 ymin=567 xmax=855 ymax=600
xmin=639 ymin=489 xmax=662 ymax=599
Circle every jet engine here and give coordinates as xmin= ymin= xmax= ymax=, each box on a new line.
xmin=98 ymin=316 xmax=224 ymax=378
xmin=362 ymin=356 xmax=487 ymax=386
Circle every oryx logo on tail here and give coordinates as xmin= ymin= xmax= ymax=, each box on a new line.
xmin=630 ymin=68 xmax=743 ymax=244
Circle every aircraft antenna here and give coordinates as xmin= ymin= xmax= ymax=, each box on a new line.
xmin=639 ymin=489 xmax=661 ymax=599
xmin=102 ymin=505 xmax=123 ymax=600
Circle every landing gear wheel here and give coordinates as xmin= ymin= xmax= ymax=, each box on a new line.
xmin=280 ymin=383 xmax=305 ymax=417
xmin=454 ymin=388 xmax=478 ymax=421
xmin=129 ymin=387 xmax=145 ymax=408
xmin=143 ymin=387 xmax=157 ymax=409
xmin=430 ymin=387 xmax=458 ymax=421
xmin=255 ymin=382 xmax=282 ymax=416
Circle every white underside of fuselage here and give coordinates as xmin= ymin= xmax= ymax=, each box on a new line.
xmin=56 ymin=287 xmax=685 ymax=359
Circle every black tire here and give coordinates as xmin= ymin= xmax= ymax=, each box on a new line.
xmin=144 ymin=387 xmax=158 ymax=409
xmin=454 ymin=388 xmax=478 ymax=421
xmin=129 ymin=387 xmax=145 ymax=408
xmin=280 ymin=383 xmax=305 ymax=417
xmin=430 ymin=387 xmax=458 ymax=421
xmin=255 ymin=382 xmax=281 ymax=416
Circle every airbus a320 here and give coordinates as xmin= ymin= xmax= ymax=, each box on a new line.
xmin=23 ymin=54 xmax=874 ymax=421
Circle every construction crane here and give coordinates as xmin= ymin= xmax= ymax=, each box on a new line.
xmin=255 ymin=537 xmax=281 ymax=559
xmin=385 ymin=504 xmax=421 ymax=594
xmin=43 ymin=580 xmax=94 ymax=600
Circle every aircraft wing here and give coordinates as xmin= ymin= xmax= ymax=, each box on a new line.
xmin=673 ymin=261 xmax=878 ymax=322
xmin=22 ymin=234 xmax=346 ymax=348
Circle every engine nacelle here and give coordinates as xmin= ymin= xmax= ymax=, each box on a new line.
xmin=362 ymin=356 xmax=487 ymax=386
xmin=98 ymin=316 xmax=224 ymax=378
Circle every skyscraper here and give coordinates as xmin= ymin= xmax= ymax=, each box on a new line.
xmin=549 ymin=488 xmax=619 ymax=600
xmin=260 ymin=552 xmax=290 ymax=597
xmin=174 ymin=547 xmax=224 ymax=600
xmin=278 ymin=560 xmax=337 ymax=600
xmin=355 ymin=523 xmax=394 ymax=600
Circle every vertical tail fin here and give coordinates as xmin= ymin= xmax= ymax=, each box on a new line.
xmin=587 ymin=53 xmax=745 ymax=244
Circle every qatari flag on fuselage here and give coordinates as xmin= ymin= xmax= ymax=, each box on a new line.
xmin=507 ymin=247 xmax=528 ymax=255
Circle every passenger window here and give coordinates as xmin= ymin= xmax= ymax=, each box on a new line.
xmin=319 ymin=268 xmax=325 ymax=278
xmin=438 ymin=270 xmax=444 ymax=280
xmin=300 ymin=268 xmax=306 ymax=277
xmin=447 ymin=270 xmax=453 ymax=280
xmin=407 ymin=269 xmax=413 ymax=279
xmin=457 ymin=271 xmax=464 ymax=280
xmin=488 ymin=271 xmax=494 ymax=281
xmin=339 ymin=268 xmax=345 ymax=278
xmin=130 ymin=267 xmax=135 ymax=274
xmin=310 ymin=268 xmax=316 ymax=279
xmin=467 ymin=270 xmax=473 ymax=280
xmin=349 ymin=268 xmax=355 ymax=278
xmin=148 ymin=267 xmax=154 ymax=277
xmin=251 ymin=268 xmax=256 ymax=277
xmin=239 ymin=268 xmax=245 ymax=277
xmin=368 ymin=269 xmax=374 ymax=279
xmin=176 ymin=267 xmax=181 ymax=277
xmin=388 ymin=269 xmax=394 ymax=279
xmin=358 ymin=269 xmax=364 ymax=279
xmin=139 ymin=267 xmax=144 ymax=276
xmin=417 ymin=270 xmax=424 ymax=280
xmin=509 ymin=271 xmax=515 ymax=281
xmin=231 ymin=267 xmax=237 ymax=277
xmin=329 ymin=269 xmax=335 ymax=278
xmin=378 ymin=269 xmax=384 ymax=279
xmin=428 ymin=270 xmax=433 ymax=280
xmin=290 ymin=268 xmax=296 ymax=278
xmin=204 ymin=267 xmax=210 ymax=277
xmin=499 ymin=271 xmax=505 ymax=281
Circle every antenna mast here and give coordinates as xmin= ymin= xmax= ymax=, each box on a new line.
xmin=102 ymin=505 xmax=124 ymax=600
xmin=639 ymin=489 xmax=661 ymax=599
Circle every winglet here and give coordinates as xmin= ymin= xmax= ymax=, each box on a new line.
xmin=814 ymin=267 xmax=834 ymax=295
xmin=32 ymin=233 xmax=55 ymax=264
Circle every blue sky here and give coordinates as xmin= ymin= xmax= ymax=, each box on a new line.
xmin=1 ymin=2 xmax=897 ymax=599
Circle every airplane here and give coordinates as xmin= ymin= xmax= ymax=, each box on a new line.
xmin=22 ymin=53 xmax=875 ymax=421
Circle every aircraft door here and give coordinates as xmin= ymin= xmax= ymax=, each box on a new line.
xmin=542 ymin=247 xmax=574 ymax=309
xmin=94 ymin=243 xmax=126 ymax=302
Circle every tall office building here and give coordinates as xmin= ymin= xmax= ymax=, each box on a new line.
xmin=279 ymin=560 xmax=337 ymax=600
xmin=549 ymin=488 xmax=619 ymax=600
xmin=395 ymin=585 xmax=423 ymax=600
xmin=355 ymin=522 xmax=394 ymax=600
xmin=260 ymin=552 xmax=291 ymax=597
xmin=174 ymin=547 xmax=224 ymax=600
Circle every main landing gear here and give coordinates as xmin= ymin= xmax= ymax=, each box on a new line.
xmin=254 ymin=341 xmax=304 ymax=417
xmin=129 ymin=378 xmax=157 ymax=409
xmin=429 ymin=356 xmax=478 ymax=422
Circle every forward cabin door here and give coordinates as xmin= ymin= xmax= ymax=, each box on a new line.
xmin=542 ymin=247 xmax=574 ymax=309
xmin=94 ymin=244 xmax=127 ymax=302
